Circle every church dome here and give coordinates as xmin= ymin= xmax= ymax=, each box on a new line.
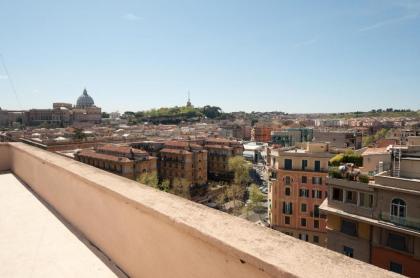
xmin=76 ymin=88 xmax=95 ymax=108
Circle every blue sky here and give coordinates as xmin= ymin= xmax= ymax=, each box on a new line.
xmin=1 ymin=0 xmax=420 ymax=113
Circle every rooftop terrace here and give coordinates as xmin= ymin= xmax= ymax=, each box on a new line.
xmin=0 ymin=142 xmax=402 ymax=277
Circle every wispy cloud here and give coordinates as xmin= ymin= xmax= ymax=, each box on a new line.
xmin=122 ymin=13 xmax=141 ymax=22
xmin=0 ymin=74 xmax=8 ymax=80
xmin=293 ymin=39 xmax=317 ymax=48
xmin=358 ymin=13 xmax=419 ymax=32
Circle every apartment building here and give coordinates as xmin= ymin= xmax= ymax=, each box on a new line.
xmin=252 ymin=126 xmax=273 ymax=143
xmin=74 ymin=144 xmax=157 ymax=180
xmin=269 ymin=143 xmax=333 ymax=246
xmin=202 ymin=138 xmax=243 ymax=181
xmin=271 ymin=128 xmax=314 ymax=147
xmin=159 ymin=141 xmax=208 ymax=186
xmin=313 ymin=130 xmax=363 ymax=150
xmin=321 ymin=136 xmax=420 ymax=277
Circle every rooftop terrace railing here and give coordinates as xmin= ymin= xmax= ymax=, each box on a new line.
xmin=379 ymin=212 xmax=420 ymax=232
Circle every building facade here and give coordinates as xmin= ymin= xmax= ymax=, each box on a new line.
xmin=74 ymin=144 xmax=157 ymax=180
xmin=1 ymin=89 xmax=102 ymax=128
xmin=202 ymin=138 xmax=243 ymax=181
xmin=271 ymin=128 xmax=314 ymax=147
xmin=321 ymin=137 xmax=420 ymax=277
xmin=269 ymin=143 xmax=333 ymax=246
xmin=252 ymin=126 xmax=273 ymax=143
xmin=159 ymin=141 xmax=208 ymax=186
xmin=313 ymin=130 xmax=362 ymax=150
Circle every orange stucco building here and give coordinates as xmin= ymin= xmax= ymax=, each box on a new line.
xmin=269 ymin=143 xmax=333 ymax=246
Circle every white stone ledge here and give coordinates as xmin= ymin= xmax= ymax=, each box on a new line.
xmin=2 ymin=143 xmax=401 ymax=278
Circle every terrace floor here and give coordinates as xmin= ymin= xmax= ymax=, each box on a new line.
xmin=0 ymin=172 xmax=120 ymax=278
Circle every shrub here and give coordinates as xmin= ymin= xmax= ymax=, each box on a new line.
xmin=358 ymin=174 xmax=369 ymax=183
xmin=329 ymin=168 xmax=343 ymax=179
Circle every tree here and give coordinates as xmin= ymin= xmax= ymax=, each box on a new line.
xmin=38 ymin=121 xmax=50 ymax=129
xmin=135 ymin=111 xmax=145 ymax=118
xmin=226 ymin=183 xmax=245 ymax=215
xmin=228 ymin=156 xmax=251 ymax=186
xmin=74 ymin=128 xmax=87 ymax=140
xmin=363 ymin=128 xmax=389 ymax=147
xmin=202 ymin=105 xmax=222 ymax=119
xmin=226 ymin=156 xmax=250 ymax=215
xmin=248 ymin=184 xmax=265 ymax=212
xmin=137 ymin=171 xmax=159 ymax=188
xmin=160 ymin=179 xmax=170 ymax=192
xmin=329 ymin=150 xmax=363 ymax=167
xmin=171 ymin=178 xmax=191 ymax=199
xmin=101 ymin=112 xmax=110 ymax=118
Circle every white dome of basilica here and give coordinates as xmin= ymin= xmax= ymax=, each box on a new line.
xmin=76 ymin=89 xmax=95 ymax=108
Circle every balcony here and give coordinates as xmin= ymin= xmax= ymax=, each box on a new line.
xmin=379 ymin=212 xmax=420 ymax=232
xmin=0 ymin=143 xmax=400 ymax=277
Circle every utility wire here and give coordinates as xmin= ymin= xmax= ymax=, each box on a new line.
xmin=0 ymin=53 xmax=21 ymax=109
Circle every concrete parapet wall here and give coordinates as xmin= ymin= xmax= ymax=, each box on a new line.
xmin=0 ymin=143 xmax=10 ymax=171
xmin=7 ymin=143 xmax=400 ymax=278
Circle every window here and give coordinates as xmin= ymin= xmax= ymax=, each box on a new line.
xmin=301 ymin=218 xmax=307 ymax=227
xmin=302 ymin=160 xmax=308 ymax=170
xmin=343 ymin=246 xmax=354 ymax=258
xmin=341 ymin=220 xmax=357 ymax=236
xmin=313 ymin=205 xmax=320 ymax=218
xmin=345 ymin=190 xmax=357 ymax=204
xmin=285 ymin=187 xmax=291 ymax=196
xmin=301 ymin=176 xmax=307 ymax=184
xmin=299 ymin=234 xmax=309 ymax=241
xmin=299 ymin=189 xmax=309 ymax=198
xmin=314 ymin=220 xmax=320 ymax=229
xmin=285 ymin=176 xmax=291 ymax=185
xmin=283 ymin=202 xmax=293 ymax=215
xmin=312 ymin=177 xmax=322 ymax=185
xmin=284 ymin=159 xmax=292 ymax=170
xmin=332 ymin=188 xmax=343 ymax=202
xmin=313 ymin=236 xmax=319 ymax=244
xmin=390 ymin=262 xmax=403 ymax=274
xmin=314 ymin=160 xmax=321 ymax=172
xmin=387 ymin=233 xmax=407 ymax=252
xmin=391 ymin=198 xmax=406 ymax=218
xmin=301 ymin=203 xmax=307 ymax=213
xmin=312 ymin=190 xmax=322 ymax=199
xmin=284 ymin=216 xmax=290 ymax=225
xmin=359 ymin=193 xmax=374 ymax=208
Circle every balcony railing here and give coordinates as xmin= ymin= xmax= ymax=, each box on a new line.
xmin=379 ymin=212 xmax=420 ymax=231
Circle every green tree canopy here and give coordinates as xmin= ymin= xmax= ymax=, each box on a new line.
xmin=201 ymin=105 xmax=222 ymax=119
xmin=228 ymin=156 xmax=251 ymax=186
xmin=137 ymin=171 xmax=159 ymax=188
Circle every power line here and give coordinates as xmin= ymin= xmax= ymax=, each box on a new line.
xmin=0 ymin=53 xmax=21 ymax=108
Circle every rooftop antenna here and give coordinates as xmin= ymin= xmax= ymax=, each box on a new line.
xmin=187 ymin=91 xmax=192 ymax=107
xmin=0 ymin=53 xmax=21 ymax=108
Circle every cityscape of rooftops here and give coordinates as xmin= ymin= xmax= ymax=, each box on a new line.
xmin=1 ymin=1 xmax=420 ymax=278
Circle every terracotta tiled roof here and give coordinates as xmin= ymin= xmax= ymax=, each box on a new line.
xmin=98 ymin=144 xmax=147 ymax=155
xmin=205 ymin=144 xmax=232 ymax=150
xmin=164 ymin=141 xmax=202 ymax=149
xmin=362 ymin=147 xmax=390 ymax=156
xmin=160 ymin=148 xmax=192 ymax=155
xmin=76 ymin=150 xmax=132 ymax=163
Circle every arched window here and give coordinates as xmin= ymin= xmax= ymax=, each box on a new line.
xmin=391 ymin=199 xmax=406 ymax=218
